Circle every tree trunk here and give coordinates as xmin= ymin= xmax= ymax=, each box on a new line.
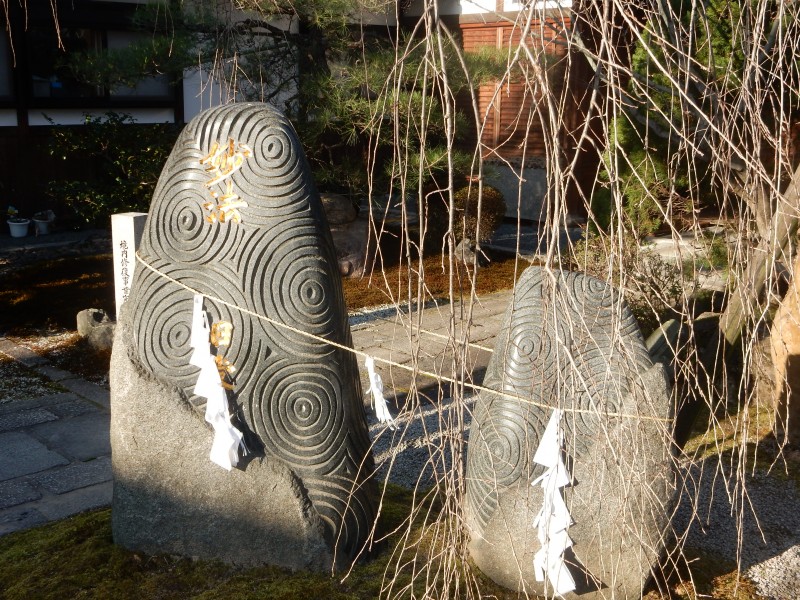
xmin=718 ymin=162 xmax=800 ymax=348
xmin=770 ymin=251 xmax=800 ymax=447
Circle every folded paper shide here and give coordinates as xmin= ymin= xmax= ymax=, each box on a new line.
xmin=190 ymin=294 xmax=246 ymax=470
xmin=531 ymin=409 xmax=576 ymax=596
xmin=364 ymin=355 xmax=397 ymax=430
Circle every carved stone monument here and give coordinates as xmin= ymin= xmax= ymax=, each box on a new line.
xmin=110 ymin=103 xmax=377 ymax=569
xmin=465 ymin=267 xmax=675 ymax=598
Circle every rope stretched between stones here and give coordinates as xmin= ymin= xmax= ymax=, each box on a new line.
xmin=135 ymin=252 xmax=671 ymax=423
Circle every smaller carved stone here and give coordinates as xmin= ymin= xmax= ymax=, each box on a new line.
xmin=465 ymin=266 xmax=675 ymax=599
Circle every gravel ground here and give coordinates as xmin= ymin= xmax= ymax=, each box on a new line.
xmin=0 ymin=354 xmax=66 ymax=402
xmin=673 ymin=455 xmax=800 ymax=599
xmin=367 ymin=395 xmax=475 ymax=489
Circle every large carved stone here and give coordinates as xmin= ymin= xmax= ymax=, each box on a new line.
xmin=465 ymin=267 xmax=675 ymax=598
xmin=111 ymin=103 xmax=377 ymax=569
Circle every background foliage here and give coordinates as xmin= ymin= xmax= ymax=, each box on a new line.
xmin=46 ymin=113 xmax=180 ymax=228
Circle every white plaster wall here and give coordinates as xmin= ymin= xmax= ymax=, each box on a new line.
xmin=182 ymin=67 xmax=231 ymax=123
xmin=0 ymin=110 xmax=17 ymax=127
xmin=183 ymin=16 xmax=300 ymax=121
xmin=356 ymin=8 xmax=398 ymax=25
xmin=406 ymin=0 xmax=494 ymax=16
xmin=505 ymin=0 xmax=572 ymax=11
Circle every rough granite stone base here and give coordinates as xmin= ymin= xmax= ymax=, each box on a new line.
xmin=110 ymin=321 xmax=334 ymax=570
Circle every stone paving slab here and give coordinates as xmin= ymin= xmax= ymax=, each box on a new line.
xmin=58 ymin=379 xmax=110 ymax=410
xmin=48 ymin=400 xmax=101 ymax=419
xmin=0 ymin=506 xmax=48 ymax=536
xmin=0 ymin=407 xmax=59 ymax=432
xmin=0 ymin=480 xmax=42 ymax=510
xmin=31 ymin=457 xmax=112 ymax=495
xmin=27 ymin=412 xmax=111 ymax=462
xmin=352 ymin=291 xmax=509 ymax=407
xmin=36 ymin=481 xmax=113 ymax=521
xmin=34 ymin=481 xmax=113 ymax=522
xmin=0 ymin=432 xmax=69 ymax=482
xmin=0 ymin=392 xmax=79 ymax=416
xmin=0 ymin=336 xmax=114 ymax=537
xmin=0 ymin=338 xmax=49 ymax=367
xmin=35 ymin=365 xmax=78 ymax=382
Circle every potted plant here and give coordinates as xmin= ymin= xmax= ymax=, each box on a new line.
xmin=33 ymin=210 xmax=55 ymax=235
xmin=7 ymin=206 xmax=30 ymax=238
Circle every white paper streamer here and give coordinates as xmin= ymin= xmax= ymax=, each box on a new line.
xmin=190 ymin=294 xmax=245 ymax=471
xmin=531 ymin=409 xmax=576 ymax=596
xmin=190 ymin=294 xmax=211 ymax=367
xmin=364 ymin=356 xmax=397 ymax=430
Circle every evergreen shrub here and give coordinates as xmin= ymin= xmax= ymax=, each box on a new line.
xmin=46 ymin=113 xmax=180 ymax=228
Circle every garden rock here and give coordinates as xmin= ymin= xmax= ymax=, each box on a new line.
xmin=329 ymin=215 xmax=369 ymax=277
xmin=771 ymin=251 xmax=800 ymax=447
xmin=320 ymin=192 xmax=357 ymax=225
xmin=87 ymin=322 xmax=115 ymax=353
xmin=455 ymin=237 xmax=488 ymax=267
xmin=465 ymin=267 xmax=676 ymax=599
xmin=76 ymin=308 xmax=115 ymax=352
xmin=111 ymin=103 xmax=377 ymax=570
xmin=76 ymin=308 xmax=110 ymax=337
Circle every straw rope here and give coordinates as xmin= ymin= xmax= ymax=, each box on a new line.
xmin=135 ymin=252 xmax=671 ymax=423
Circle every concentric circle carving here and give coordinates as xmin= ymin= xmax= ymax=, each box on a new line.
xmin=144 ymin=140 xmax=242 ymax=265
xmin=249 ymin=361 xmax=346 ymax=469
xmin=558 ymin=344 xmax=626 ymax=455
xmin=128 ymin=264 xmax=197 ymax=390
xmin=466 ymin=397 xmax=545 ymax=531
xmin=239 ymin=223 xmax=338 ymax=355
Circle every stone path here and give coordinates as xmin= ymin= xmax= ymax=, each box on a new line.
xmin=351 ymin=292 xmax=509 ymax=405
xmin=0 ymin=338 xmax=112 ymax=536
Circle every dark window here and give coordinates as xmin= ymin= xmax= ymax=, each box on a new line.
xmin=107 ymin=31 xmax=171 ymax=100
xmin=26 ymin=25 xmax=174 ymax=103
xmin=28 ymin=27 xmax=103 ymax=99
xmin=0 ymin=36 xmax=13 ymax=100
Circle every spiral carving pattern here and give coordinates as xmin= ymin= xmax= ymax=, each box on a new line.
xmin=126 ymin=264 xmax=197 ymax=386
xmin=466 ymin=396 xmax=546 ymax=530
xmin=142 ymin=137 xmax=244 ymax=265
xmin=238 ymin=224 xmax=337 ymax=355
xmin=248 ymin=360 xmax=346 ymax=468
xmin=124 ymin=103 xmax=376 ymax=561
xmin=466 ymin=266 xmax=655 ymax=535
